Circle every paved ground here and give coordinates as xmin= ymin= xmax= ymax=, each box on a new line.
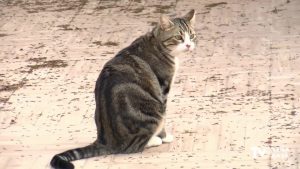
xmin=0 ymin=0 xmax=300 ymax=168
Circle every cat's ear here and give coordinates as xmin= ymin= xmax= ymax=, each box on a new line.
xmin=183 ymin=9 xmax=196 ymax=27
xmin=159 ymin=15 xmax=174 ymax=31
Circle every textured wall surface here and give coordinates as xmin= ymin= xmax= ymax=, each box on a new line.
xmin=0 ymin=0 xmax=299 ymax=168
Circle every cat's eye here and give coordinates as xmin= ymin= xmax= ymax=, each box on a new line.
xmin=174 ymin=35 xmax=183 ymax=41
xmin=190 ymin=34 xmax=196 ymax=40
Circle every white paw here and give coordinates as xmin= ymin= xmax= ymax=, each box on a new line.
xmin=162 ymin=133 xmax=174 ymax=143
xmin=146 ymin=136 xmax=162 ymax=147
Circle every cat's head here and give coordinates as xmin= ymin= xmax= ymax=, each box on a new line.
xmin=153 ymin=9 xmax=196 ymax=54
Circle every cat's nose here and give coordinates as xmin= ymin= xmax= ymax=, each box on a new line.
xmin=186 ymin=44 xmax=191 ymax=48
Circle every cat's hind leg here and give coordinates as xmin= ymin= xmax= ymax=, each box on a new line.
xmin=146 ymin=136 xmax=162 ymax=147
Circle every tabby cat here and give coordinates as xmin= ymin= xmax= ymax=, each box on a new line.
xmin=50 ymin=9 xmax=196 ymax=169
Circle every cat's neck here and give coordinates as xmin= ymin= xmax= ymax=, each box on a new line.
xmin=148 ymin=32 xmax=176 ymax=64
xmin=143 ymin=33 xmax=176 ymax=86
xmin=117 ymin=32 xmax=177 ymax=92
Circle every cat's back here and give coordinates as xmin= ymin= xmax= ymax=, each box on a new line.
xmin=102 ymin=52 xmax=156 ymax=85
xmin=95 ymin=42 xmax=162 ymax=102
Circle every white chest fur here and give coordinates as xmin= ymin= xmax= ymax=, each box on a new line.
xmin=172 ymin=57 xmax=179 ymax=86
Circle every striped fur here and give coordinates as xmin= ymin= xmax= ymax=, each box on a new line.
xmin=50 ymin=10 xmax=196 ymax=169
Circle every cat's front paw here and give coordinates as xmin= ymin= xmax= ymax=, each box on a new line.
xmin=162 ymin=133 xmax=174 ymax=143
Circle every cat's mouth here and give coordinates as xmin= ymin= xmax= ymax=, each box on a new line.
xmin=185 ymin=48 xmax=193 ymax=52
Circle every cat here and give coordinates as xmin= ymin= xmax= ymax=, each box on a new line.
xmin=50 ymin=9 xmax=196 ymax=169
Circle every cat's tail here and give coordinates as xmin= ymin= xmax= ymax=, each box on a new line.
xmin=50 ymin=142 xmax=113 ymax=169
